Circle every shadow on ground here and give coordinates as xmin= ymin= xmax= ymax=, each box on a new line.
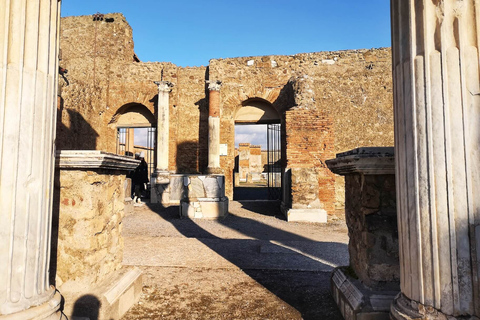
xmin=133 ymin=201 xmax=346 ymax=320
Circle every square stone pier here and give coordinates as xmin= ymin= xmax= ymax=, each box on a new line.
xmin=326 ymin=147 xmax=399 ymax=320
xmin=53 ymin=151 xmax=143 ymax=320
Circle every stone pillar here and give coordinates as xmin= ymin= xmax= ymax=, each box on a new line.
xmin=391 ymin=0 xmax=479 ymax=318
xmin=154 ymin=81 xmax=173 ymax=176
xmin=0 ymin=0 xmax=62 ymax=319
xmin=207 ymin=80 xmax=222 ymax=174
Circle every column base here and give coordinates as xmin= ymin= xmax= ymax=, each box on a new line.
xmin=331 ymin=267 xmax=399 ymax=320
xmin=0 ymin=290 xmax=63 ymax=320
xmin=390 ymin=293 xmax=478 ymax=320
xmin=180 ymin=197 xmax=229 ymax=220
xmin=280 ymin=202 xmax=327 ymax=223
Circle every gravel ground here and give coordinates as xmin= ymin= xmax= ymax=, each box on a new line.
xmin=121 ymin=201 xmax=349 ymax=320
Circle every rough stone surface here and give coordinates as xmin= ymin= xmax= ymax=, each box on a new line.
xmin=52 ymin=169 xmax=126 ymax=289
xmin=57 ymin=13 xmax=394 ymax=213
xmin=345 ymin=174 xmax=398 ymax=288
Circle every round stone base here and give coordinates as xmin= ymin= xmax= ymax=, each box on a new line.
xmin=391 ymin=293 xmax=479 ymax=320
xmin=0 ymin=290 xmax=63 ymax=320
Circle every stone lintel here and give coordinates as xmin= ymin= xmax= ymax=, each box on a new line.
xmin=207 ymin=80 xmax=222 ymax=91
xmin=56 ymin=150 xmax=139 ymax=171
xmin=154 ymin=80 xmax=174 ymax=92
xmin=326 ymin=147 xmax=395 ymax=176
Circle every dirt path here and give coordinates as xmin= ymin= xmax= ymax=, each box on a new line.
xmin=121 ymin=201 xmax=348 ymax=320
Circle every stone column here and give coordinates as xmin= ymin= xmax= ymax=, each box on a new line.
xmin=154 ymin=81 xmax=173 ymax=176
xmin=391 ymin=0 xmax=479 ymax=319
xmin=207 ymin=80 xmax=222 ymax=174
xmin=0 ymin=0 xmax=62 ymax=319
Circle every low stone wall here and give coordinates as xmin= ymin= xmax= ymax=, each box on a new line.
xmin=52 ymin=151 xmax=142 ymax=320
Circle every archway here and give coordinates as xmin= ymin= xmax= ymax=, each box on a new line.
xmin=234 ymin=98 xmax=282 ymax=201
xmin=111 ymin=103 xmax=156 ymax=178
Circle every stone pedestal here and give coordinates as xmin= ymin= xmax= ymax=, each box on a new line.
xmin=179 ymin=175 xmax=229 ymax=219
xmin=391 ymin=1 xmax=480 ymax=318
xmin=326 ymin=147 xmax=399 ymax=320
xmin=0 ymin=0 xmax=63 ymax=318
xmin=53 ymin=151 xmax=142 ymax=320
xmin=207 ymin=80 xmax=222 ymax=174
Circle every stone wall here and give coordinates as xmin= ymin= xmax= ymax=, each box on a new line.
xmin=53 ymin=169 xmax=126 ymax=289
xmin=209 ymin=49 xmax=394 ymax=207
xmin=345 ymin=174 xmax=398 ymax=288
xmin=58 ymin=13 xmax=394 ymax=211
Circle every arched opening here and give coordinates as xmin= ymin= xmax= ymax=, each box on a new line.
xmin=111 ymin=103 xmax=156 ymax=180
xmin=234 ymin=98 xmax=282 ymax=201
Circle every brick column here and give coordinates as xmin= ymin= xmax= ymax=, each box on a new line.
xmin=391 ymin=0 xmax=479 ymax=318
xmin=207 ymin=80 xmax=222 ymax=174
xmin=0 ymin=0 xmax=63 ymax=318
xmin=154 ymin=81 xmax=173 ymax=177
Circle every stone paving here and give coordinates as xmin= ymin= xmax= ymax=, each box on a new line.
xmin=121 ymin=200 xmax=349 ymax=319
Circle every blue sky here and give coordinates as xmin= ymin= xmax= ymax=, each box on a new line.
xmin=61 ymin=0 xmax=391 ymax=68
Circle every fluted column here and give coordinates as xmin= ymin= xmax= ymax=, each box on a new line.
xmin=154 ymin=81 xmax=173 ymax=175
xmin=391 ymin=0 xmax=479 ymax=319
xmin=0 ymin=0 xmax=62 ymax=319
xmin=207 ymin=80 xmax=222 ymax=174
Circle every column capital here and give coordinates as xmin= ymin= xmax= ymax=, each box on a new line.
xmin=154 ymin=81 xmax=174 ymax=92
xmin=207 ymin=80 xmax=222 ymax=91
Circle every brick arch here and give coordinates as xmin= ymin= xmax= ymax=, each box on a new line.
xmin=234 ymin=97 xmax=281 ymax=124
xmin=108 ymin=102 xmax=155 ymax=127
xmin=223 ymin=85 xmax=284 ymax=118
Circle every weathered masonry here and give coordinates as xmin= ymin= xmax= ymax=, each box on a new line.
xmin=57 ymin=13 xmax=394 ymax=222
xmin=1 ymin=1 xmax=480 ymax=320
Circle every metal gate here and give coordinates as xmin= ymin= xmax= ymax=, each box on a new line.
xmin=116 ymin=127 xmax=156 ymax=177
xmin=266 ymin=123 xmax=282 ymax=200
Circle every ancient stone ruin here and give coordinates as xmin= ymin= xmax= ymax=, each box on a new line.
xmin=1 ymin=1 xmax=479 ymax=319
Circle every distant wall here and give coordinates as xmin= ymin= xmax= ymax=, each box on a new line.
xmin=58 ymin=13 xmax=394 ymax=210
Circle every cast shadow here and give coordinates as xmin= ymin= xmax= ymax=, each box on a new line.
xmin=143 ymin=142 xmax=347 ymax=319
xmin=50 ymin=96 xmax=100 ymax=287
xmin=55 ymin=96 xmax=99 ymax=150
xmin=71 ymin=294 xmax=106 ymax=320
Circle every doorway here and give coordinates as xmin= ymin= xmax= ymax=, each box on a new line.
xmin=233 ymin=98 xmax=283 ymax=201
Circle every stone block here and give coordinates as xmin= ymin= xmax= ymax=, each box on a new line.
xmin=203 ymin=176 xmax=224 ymax=198
xmin=286 ymin=208 xmax=327 ymax=223
xmin=199 ymin=198 xmax=229 ymax=219
xmin=61 ymin=267 xmax=142 ymax=320
xmin=330 ymin=268 xmax=399 ymax=320
xmin=169 ymin=175 xmax=185 ymax=201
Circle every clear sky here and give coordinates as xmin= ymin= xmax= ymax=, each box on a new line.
xmin=61 ymin=0 xmax=392 ymax=68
